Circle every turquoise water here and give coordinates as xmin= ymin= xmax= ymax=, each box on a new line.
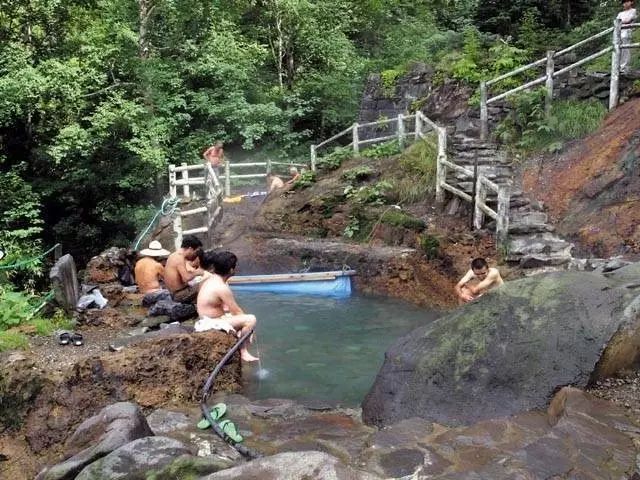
xmin=236 ymin=292 xmax=440 ymax=406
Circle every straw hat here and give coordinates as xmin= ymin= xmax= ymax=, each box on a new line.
xmin=140 ymin=240 xmax=170 ymax=257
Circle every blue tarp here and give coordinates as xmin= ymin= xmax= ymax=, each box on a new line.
xmin=230 ymin=275 xmax=352 ymax=298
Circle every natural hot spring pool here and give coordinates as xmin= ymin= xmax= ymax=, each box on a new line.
xmin=236 ymin=292 xmax=440 ymax=406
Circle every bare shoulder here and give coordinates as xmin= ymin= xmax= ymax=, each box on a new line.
xmin=489 ymin=268 xmax=504 ymax=283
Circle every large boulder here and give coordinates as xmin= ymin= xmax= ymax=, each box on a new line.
xmin=363 ymin=263 xmax=640 ymax=427
xmin=75 ymin=436 xmax=191 ymax=480
xmin=199 ymin=451 xmax=381 ymax=480
xmin=36 ymin=402 xmax=153 ymax=480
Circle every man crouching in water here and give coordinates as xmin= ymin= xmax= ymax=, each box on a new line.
xmin=455 ymin=257 xmax=504 ymax=304
xmin=196 ymin=250 xmax=259 ymax=362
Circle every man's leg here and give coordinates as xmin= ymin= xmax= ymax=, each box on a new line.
xmin=621 ymin=42 xmax=631 ymax=73
xmin=227 ymin=314 xmax=258 ymax=362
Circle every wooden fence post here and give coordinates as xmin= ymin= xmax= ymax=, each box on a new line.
xmin=169 ymin=164 xmax=177 ymax=198
xmin=496 ymin=185 xmax=511 ymax=250
xmin=173 ymin=213 xmax=182 ymax=250
xmin=480 ymin=81 xmax=488 ymax=141
xmin=397 ymin=114 xmax=405 ymax=149
xmin=180 ymin=162 xmax=189 ymax=198
xmin=473 ymin=177 xmax=486 ymax=230
xmin=414 ymin=111 xmax=422 ymax=141
xmin=224 ymin=160 xmax=231 ymax=198
xmin=310 ymin=144 xmax=317 ymax=171
xmin=352 ymin=123 xmax=359 ymax=154
xmin=610 ymin=19 xmax=621 ymax=110
xmin=435 ymin=127 xmax=447 ymax=204
xmin=545 ymin=50 xmax=555 ymax=118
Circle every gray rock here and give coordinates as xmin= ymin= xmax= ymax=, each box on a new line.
xmin=75 ymin=436 xmax=191 ymax=480
xmin=50 ymin=254 xmax=80 ymax=313
xmin=36 ymin=402 xmax=153 ymax=480
xmin=199 ymin=451 xmax=381 ymax=480
xmin=146 ymin=409 xmax=191 ymax=435
xmin=362 ymin=264 xmax=640 ymax=428
xmin=145 ymin=455 xmax=233 ymax=480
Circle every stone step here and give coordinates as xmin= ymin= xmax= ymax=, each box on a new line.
xmin=507 ymin=233 xmax=574 ymax=259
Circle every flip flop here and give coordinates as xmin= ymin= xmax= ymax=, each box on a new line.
xmin=71 ymin=332 xmax=84 ymax=346
xmin=58 ymin=332 xmax=71 ymax=346
xmin=196 ymin=403 xmax=227 ymax=429
xmin=218 ymin=419 xmax=243 ymax=443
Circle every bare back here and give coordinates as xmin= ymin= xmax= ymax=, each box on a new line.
xmin=164 ymin=251 xmax=188 ymax=292
xmin=197 ymin=274 xmax=242 ymax=318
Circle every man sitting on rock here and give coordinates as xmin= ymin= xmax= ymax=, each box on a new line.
xmin=266 ymin=173 xmax=285 ymax=193
xmin=165 ymin=235 xmax=205 ymax=303
xmin=455 ymin=257 xmax=504 ymax=303
xmin=135 ymin=241 xmax=170 ymax=296
xmin=196 ymin=250 xmax=259 ymax=362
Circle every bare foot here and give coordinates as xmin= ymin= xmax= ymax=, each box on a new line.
xmin=241 ymin=350 xmax=259 ymax=362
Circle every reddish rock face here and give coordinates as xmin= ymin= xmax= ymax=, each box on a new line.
xmin=523 ymin=97 xmax=640 ymax=257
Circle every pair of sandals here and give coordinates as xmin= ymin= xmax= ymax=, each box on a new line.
xmin=196 ymin=402 xmax=243 ymax=443
xmin=58 ymin=331 xmax=84 ymax=346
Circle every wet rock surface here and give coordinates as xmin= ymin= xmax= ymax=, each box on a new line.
xmin=74 ymin=436 xmax=192 ymax=480
xmin=363 ymin=264 xmax=640 ymax=428
xmin=35 ymin=402 xmax=153 ymax=480
xmin=199 ymin=451 xmax=381 ymax=480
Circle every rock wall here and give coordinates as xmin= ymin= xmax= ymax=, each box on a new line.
xmin=358 ymin=63 xmax=638 ymax=141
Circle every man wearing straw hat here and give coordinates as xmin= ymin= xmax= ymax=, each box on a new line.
xmin=618 ymin=0 xmax=637 ymax=74
xmin=135 ymin=240 xmax=170 ymax=295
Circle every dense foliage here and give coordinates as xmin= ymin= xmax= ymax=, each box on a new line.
xmin=0 ymin=0 xmax=620 ymax=266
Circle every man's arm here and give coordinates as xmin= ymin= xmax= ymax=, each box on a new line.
xmin=469 ymin=270 xmax=500 ymax=295
xmin=455 ymin=270 xmax=475 ymax=301
xmin=218 ymin=286 xmax=244 ymax=315
xmin=203 ymin=146 xmax=214 ymax=160
xmin=175 ymin=261 xmax=204 ymax=284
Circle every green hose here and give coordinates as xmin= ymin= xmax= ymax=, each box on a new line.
xmin=132 ymin=197 xmax=180 ymax=251
xmin=0 ymin=244 xmax=60 ymax=271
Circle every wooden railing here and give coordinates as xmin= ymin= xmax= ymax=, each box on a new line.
xmin=310 ymin=112 xmax=446 ymax=169
xmin=169 ymin=160 xmax=308 ymax=199
xmin=479 ymin=20 xmax=639 ymax=140
xmin=170 ymin=163 xmax=224 ymax=249
xmin=435 ymin=154 xmax=511 ymax=249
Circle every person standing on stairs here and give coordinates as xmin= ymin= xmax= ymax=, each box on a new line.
xmin=455 ymin=258 xmax=504 ymax=304
xmin=618 ymin=0 xmax=637 ymax=74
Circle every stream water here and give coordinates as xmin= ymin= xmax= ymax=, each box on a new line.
xmin=237 ymin=292 xmax=440 ymax=406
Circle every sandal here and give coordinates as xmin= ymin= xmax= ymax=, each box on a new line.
xmin=71 ymin=332 xmax=84 ymax=346
xmin=197 ymin=403 xmax=227 ymax=430
xmin=218 ymin=419 xmax=243 ymax=443
xmin=58 ymin=332 xmax=71 ymax=346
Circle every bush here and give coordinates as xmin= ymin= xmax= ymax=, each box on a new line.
xmin=388 ymin=138 xmax=438 ymax=204
xmin=0 ymin=331 xmax=29 ymax=352
xmin=381 ymin=210 xmax=426 ymax=232
xmin=344 ymin=180 xmax=393 ymax=205
xmin=292 ymin=170 xmax=317 ymax=190
xmin=342 ymin=165 xmax=375 ymax=183
xmin=497 ymin=91 xmax=606 ymax=152
xmin=317 ymin=146 xmax=353 ymax=171
xmin=361 ymin=141 xmax=401 ymax=159
xmin=420 ymin=235 xmax=441 ymax=260
xmin=0 ymin=286 xmax=37 ymax=331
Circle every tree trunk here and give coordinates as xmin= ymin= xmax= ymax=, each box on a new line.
xmin=139 ymin=0 xmax=154 ymax=59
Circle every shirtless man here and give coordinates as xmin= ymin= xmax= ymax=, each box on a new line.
xmin=618 ymin=0 xmax=637 ymax=73
xmin=203 ymin=141 xmax=224 ymax=173
xmin=455 ymin=258 xmax=504 ymax=303
xmin=134 ymin=240 xmax=170 ymax=294
xmin=164 ymin=235 xmax=205 ymax=303
xmin=285 ymin=166 xmax=301 ymax=186
xmin=196 ymin=250 xmax=259 ymax=362
xmin=266 ymin=173 xmax=284 ymax=193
